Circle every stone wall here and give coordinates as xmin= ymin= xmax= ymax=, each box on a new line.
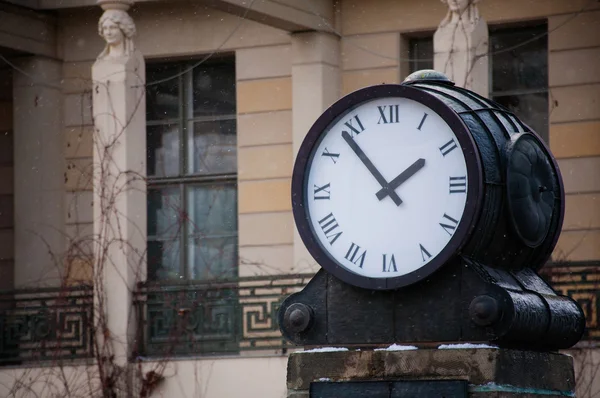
xmin=236 ymin=43 xmax=296 ymax=276
xmin=549 ymin=9 xmax=600 ymax=263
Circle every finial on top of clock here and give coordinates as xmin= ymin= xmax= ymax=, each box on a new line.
xmin=403 ymin=69 xmax=455 ymax=85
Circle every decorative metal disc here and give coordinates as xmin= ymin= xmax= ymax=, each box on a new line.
xmin=506 ymin=133 xmax=556 ymax=247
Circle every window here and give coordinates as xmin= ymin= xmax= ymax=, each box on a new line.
xmin=408 ymin=36 xmax=434 ymax=73
xmin=408 ymin=22 xmax=549 ymax=140
xmin=490 ymin=24 xmax=548 ymax=140
xmin=146 ymin=58 xmax=238 ymax=281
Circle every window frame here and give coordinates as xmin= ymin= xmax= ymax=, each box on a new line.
xmin=146 ymin=57 xmax=238 ymax=282
xmin=488 ymin=22 xmax=549 ymax=141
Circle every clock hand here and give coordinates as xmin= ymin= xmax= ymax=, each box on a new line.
xmin=376 ymin=158 xmax=426 ymax=201
xmin=341 ymin=130 xmax=403 ymax=206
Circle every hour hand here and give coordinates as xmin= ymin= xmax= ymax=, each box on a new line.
xmin=376 ymin=158 xmax=426 ymax=201
xmin=341 ymin=131 xmax=403 ymax=206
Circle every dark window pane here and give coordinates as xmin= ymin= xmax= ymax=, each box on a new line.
xmin=191 ymin=62 xmax=236 ymax=117
xmin=186 ymin=183 xmax=237 ymax=236
xmin=409 ymin=37 xmax=434 ymax=74
xmin=187 ymin=236 xmax=238 ymax=280
xmin=186 ymin=183 xmax=237 ymax=281
xmin=148 ymin=239 xmax=181 ymax=281
xmin=187 ymin=119 xmax=236 ymax=175
xmin=491 ymin=25 xmax=548 ymax=93
xmin=493 ymin=92 xmax=548 ymax=139
xmin=148 ymin=186 xmax=182 ymax=238
xmin=147 ymin=63 xmax=180 ymax=121
xmin=147 ymin=124 xmax=180 ymax=177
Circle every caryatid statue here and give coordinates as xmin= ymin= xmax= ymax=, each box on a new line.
xmin=440 ymin=0 xmax=482 ymax=27
xmin=434 ymin=0 xmax=489 ymax=97
xmin=92 ymin=0 xmax=146 ymax=367
xmin=97 ymin=8 xmax=136 ymax=60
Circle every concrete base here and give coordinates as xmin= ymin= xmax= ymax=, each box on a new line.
xmin=287 ymin=348 xmax=575 ymax=397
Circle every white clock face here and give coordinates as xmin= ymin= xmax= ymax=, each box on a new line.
xmin=305 ymin=97 xmax=469 ymax=279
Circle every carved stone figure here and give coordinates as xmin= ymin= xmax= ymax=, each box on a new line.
xmin=440 ymin=0 xmax=481 ymax=27
xmin=97 ymin=9 xmax=136 ymax=60
xmin=434 ymin=0 xmax=488 ymax=96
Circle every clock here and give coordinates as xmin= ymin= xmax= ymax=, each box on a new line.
xmin=292 ymin=84 xmax=482 ymax=290
xmin=281 ymin=75 xmax=575 ymax=351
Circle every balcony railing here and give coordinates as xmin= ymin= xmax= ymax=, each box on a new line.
xmin=0 ymin=285 xmax=94 ymax=364
xmin=542 ymin=264 xmax=600 ymax=342
xmin=133 ymin=267 xmax=600 ymax=357
xmin=0 ymin=266 xmax=596 ymax=365
xmin=134 ymin=273 xmax=314 ymax=357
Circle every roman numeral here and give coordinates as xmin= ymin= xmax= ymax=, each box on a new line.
xmin=318 ymin=213 xmax=343 ymax=245
xmin=377 ymin=105 xmax=399 ymax=124
xmin=417 ymin=113 xmax=428 ymax=130
xmin=440 ymin=213 xmax=459 ymax=236
xmin=322 ymin=148 xmax=340 ymax=164
xmin=439 ymin=139 xmax=458 ymax=156
xmin=419 ymin=244 xmax=431 ymax=262
xmin=382 ymin=254 xmax=398 ymax=272
xmin=313 ymin=183 xmax=331 ymax=200
xmin=449 ymin=176 xmax=467 ymax=194
xmin=343 ymin=115 xmax=365 ymax=137
xmin=345 ymin=242 xmax=367 ymax=268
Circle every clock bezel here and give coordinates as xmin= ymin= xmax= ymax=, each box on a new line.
xmin=292 ymin=84 xmax=483 ymax=290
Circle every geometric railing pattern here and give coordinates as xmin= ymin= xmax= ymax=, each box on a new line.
xmin=1 ymin=267 xmax=591 ymax=363
xmin=542 ymin=264 xmax=600 ymax=342
xmin=133 ymin=267 xmax=600 ymax=357
xmin=0 ymin=285 xmax=94 ymax=365
xmin=134 ymin=273 xmax=314 ymax=357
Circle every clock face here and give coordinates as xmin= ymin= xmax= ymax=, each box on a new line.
xmin=294 ymin=85 xmax=481 ymax=289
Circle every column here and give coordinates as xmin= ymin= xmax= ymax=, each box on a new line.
xmin=291 ymin=32 xmax=341 ymax=272
xmin=13 ymin=56 xmax=65 ymax=288
xmin=92 ymin=0 xmax=146 ymax=366
xmin=433 ymin=0 xmax=489 ymax=97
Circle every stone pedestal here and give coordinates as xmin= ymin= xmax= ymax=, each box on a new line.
xmin=287 ymin=348 xmax=575 ymax=397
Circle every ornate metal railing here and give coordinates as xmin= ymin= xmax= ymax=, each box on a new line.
xmin=132 ymin=265 xmax=599 ymax=358
xmin=134 ymin=273 xmax=313 ymax=357
xmin=0 ymin=266 xmax=593 ymax=364
xmin=542 ymin=264 xmax=600 ymax=341
xmin=0 ymin=285 xmax=94 ymax=364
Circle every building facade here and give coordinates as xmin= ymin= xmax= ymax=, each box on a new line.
xmin=0 ymin=0 xmax=598 ymax=396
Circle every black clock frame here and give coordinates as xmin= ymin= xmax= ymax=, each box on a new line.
xmin=292 ymin=84 xmax=484 ymax=290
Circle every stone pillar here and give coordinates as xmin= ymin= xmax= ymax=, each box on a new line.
xmin=287 ymin=348 xmax=576 ymax=397
xmin=92 ymin=0 xmax=146 ymax=366
xmin=291 ymin=32 xmax=341 ymax=273
xmin=434 ymin=0 xmax=489 ymax=97
xmin=13 ymin=56 xmax=65 ymax=288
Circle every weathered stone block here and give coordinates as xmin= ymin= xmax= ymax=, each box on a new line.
xmin=287 ymin=348 xmax=575 ymax=397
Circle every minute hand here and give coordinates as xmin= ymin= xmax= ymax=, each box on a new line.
xmin=376 ymin=158 xmax=426 ymax=201
xmin=341 ymin=131 xmax=403 ymax=206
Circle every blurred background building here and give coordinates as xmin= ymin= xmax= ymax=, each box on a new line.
xmin=0 ymin=0 xmax=598 ymax=396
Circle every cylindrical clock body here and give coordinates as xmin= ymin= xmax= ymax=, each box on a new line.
xmin=292 ymin=77 xmax=564 ymax=290
xmin=404 ymin=80 xmax=564 ymax=271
